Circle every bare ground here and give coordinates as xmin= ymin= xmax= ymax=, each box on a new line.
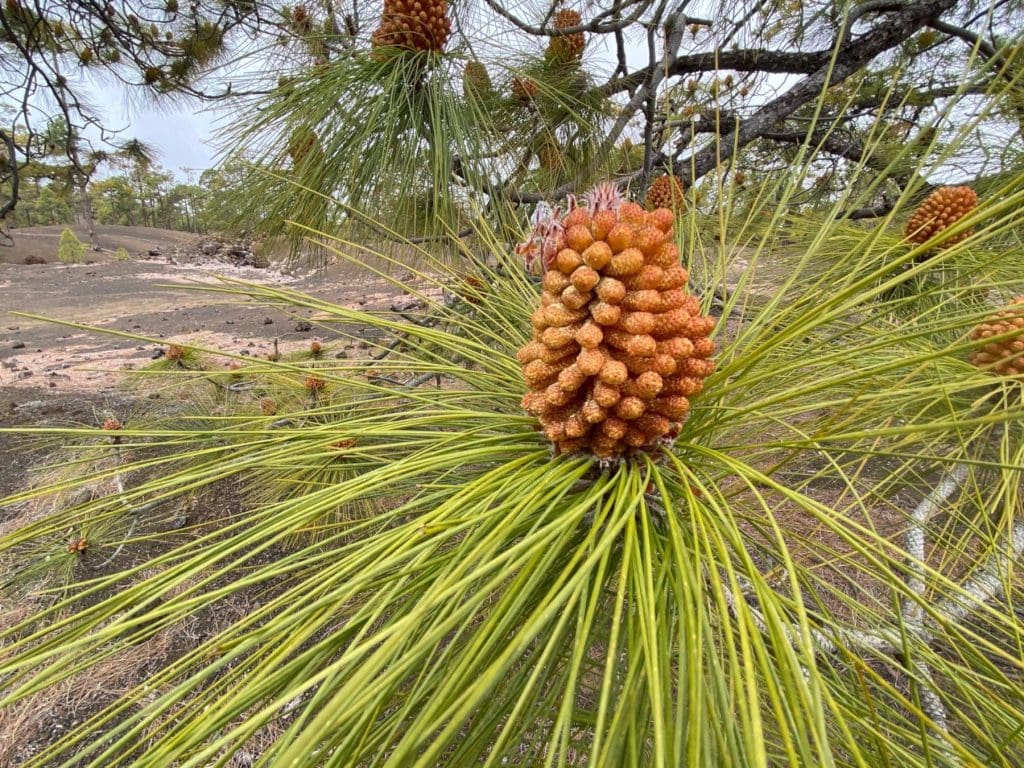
xmin=0 ymin=225 xmax=416 ymax=498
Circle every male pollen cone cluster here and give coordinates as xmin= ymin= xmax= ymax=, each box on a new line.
xmin=288 ymin=127 xmax=318 ymax=165
xmin=463 ymin=60 xmax=491 ymax=98
xmin=371 ymin=0 xmax=451 ymax=52
xmin=969 ymin=296 xmax=1024 ymax=378
xmin=904 ymin=185 xmax=977 ymax=248
xmin=512 ymin=76 xmax=538 ymax=103
xmin=517 ymin=198 xmax=716 ymax=458
xmin=645 ymin=174 xmax=686 ymax=213
xmin=546 ymin=9 xmax=585 ymax=64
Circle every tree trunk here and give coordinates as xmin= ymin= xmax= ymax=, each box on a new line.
xmin=79 ymin=181 xmax=99 ymax=250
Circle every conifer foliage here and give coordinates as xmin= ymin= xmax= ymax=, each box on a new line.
xmin=2 ymin=2 xmax=1024 ymax=767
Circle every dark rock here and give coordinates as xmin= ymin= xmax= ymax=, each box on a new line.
xmin=148 ymin=248 xmax=161 ymax=256
xmin=263 ymin=317 xmax=273 ymax=325
xmin=294 ymin=320 xmax=312 ymax=332
xmin=334 ymin=350 xmax=348 ymax=359
xmin=11 ymin=341 xmax=25 ymax=349
xmin=23 ymin=255 xmax=46 ymax=265
xmin=151 ymin=348 xmax=165 ymax=360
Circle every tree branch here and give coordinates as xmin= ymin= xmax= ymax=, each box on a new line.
xmin=678 ymin=0 xmax=959 ymax=184
xmin=0 ymin=128 xmax=18 ymax=221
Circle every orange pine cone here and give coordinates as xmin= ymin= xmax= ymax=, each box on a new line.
xmin=546 ymin=9 xmax=585 ymax=64
xmin=371 ymin=0 xmax=451 ymax=53
xmin=517 ymin=192 xmax=715 ymax=459
xmin=645 ymin=174 xmax=686 ymax=213
xmin=305 ymin=374 xmax=327 ymax=392
xmin=969 ymin=296 xmax=1024 ymax=379
xmin=511 ymin=76 xmax=538 ymax=103
xmin=537 ymin=140 xmax=564 ymax=173
xmin=905 ymin=186 xmax=977 ymax=248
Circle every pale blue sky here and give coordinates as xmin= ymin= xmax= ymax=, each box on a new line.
xmin=114 ymin=103 xmax=219 ymax=180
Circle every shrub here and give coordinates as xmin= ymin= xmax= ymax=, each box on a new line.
xmin=57 ymin=228 xmax=86 ymax=264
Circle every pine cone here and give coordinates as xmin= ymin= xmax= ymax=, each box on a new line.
xmin=645 ymin=174 xmax=686 ymax=213
xmin=582 ymin=181 xmax=625 ymax=215
xmin=511 ymin=76 xmax=538 ymax=104
xmin=288 ymin=127 xmax=318 ymax=165
xmin=463 ymin=60 xmax=491 ymax=99
xmin=546 ymin=9 xmax=585 ymax=64
xmin=66 ymin=538 xmax=89 ymax=554
xmin=537 ymin=140 xmax=564 ymax=173
xmin=905 ymin=186 xmax=977 ymax=248
xmin=969 ymin=296 xmax=1024 ymax=379
xmin=371 ymin=0 xmax=451 ymax=53
xmin=518 ymin=195 xmax=716 ymax=458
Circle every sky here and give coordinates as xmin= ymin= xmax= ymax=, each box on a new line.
xmin=108 ymin=101 xmax=220 ymax=181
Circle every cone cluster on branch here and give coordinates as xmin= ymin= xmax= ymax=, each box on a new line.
xmin=904 ymin=186 xmax=977 ymax=248
xmin=463 ymin=60 xmax=491 ymax=98
xmin=512 ymin=76 xmax=538 ymax=103
xmin=66 ymin=538 xmax=89 ymax=554
xmin=288 ymin=127 xmax=318 ymax=165
xmin=518 ymin=196 xmax=716 ymax=458
xmin=645 ymin=174 xmax=686 ymax=213
xmin=969 ymin=296 xmax=1024 ymax=378
xmin=546 ymin=9 xmax=585 ymax=64
xmin=371 ymin=0 xmax=451 ymax=52
xmin=537 ymin=139 xmax=564 ymax=172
